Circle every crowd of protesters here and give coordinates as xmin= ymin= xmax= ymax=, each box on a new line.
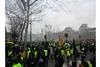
xmin=6 ymin=39 xmax=96 ymax=67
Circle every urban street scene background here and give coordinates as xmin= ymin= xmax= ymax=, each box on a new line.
xmin=5 ymin=0 xmax=96 ymax=67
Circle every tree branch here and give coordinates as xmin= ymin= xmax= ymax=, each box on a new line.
xmin=21 ymin=0 xmax=26 ymax=10
xmin=29 ymin=0 xmax=38 ymax=6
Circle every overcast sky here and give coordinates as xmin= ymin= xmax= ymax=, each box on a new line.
xmin=30 ymin=0 xmax=96 ymax=34
xmin=6 ymin=0 xmax=96 ymax=34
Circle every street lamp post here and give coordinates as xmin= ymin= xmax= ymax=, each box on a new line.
xmin=30 ymin=22 xmax=32 ymax=46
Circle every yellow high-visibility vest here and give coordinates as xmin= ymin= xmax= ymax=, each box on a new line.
xmin=20 ymin=51 xmax=25 ymax=61
xmin=27 ymin=48 xmax=31 ymax=58
xmin=61 ymin=50 xmax=64 ymax=56
xmin=67 ymin=50 xmax=70 ymax=56
xmin=87 ymin=61 xmax=93 ymax=67
xmin=8 ymin=50 xmax=12 ymax=56
xmin=43 ymin=50 xmax=48 ymax=56
xmin=12 ymin=63 xmax=23 ymax=67
xmin=21 ymin=57 xmax=23 ymax=61
xmin=34 ymin=51 xmax=37 ymax=58
xmin=70 ymin=49 xmax=73 ymax=55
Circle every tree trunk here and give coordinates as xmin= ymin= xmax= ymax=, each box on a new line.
xmin=24 ymin=0 xmax=30 ymax=48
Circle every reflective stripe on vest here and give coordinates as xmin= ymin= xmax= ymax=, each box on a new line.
xmin=43 ymin=50 xmax=48 ymax=56
xmin=34 ymin=51 xmax=37 ymax=58
xmin=67 ymin=50 xmax=70 ymax=56
xmin=20 ymin=51 xmax=25 ymax=61
xmin=61 ymin=50 xmax=64 ymax=56
xmin=21 ymin=57 xmax=23 ymax=61
xmin=70 ymin=49 xmax=73 ymax=55
xmin=27 ymin=49 xmax=31 ymax=58
xmin=87 ymin=61 xmax=93 ymax=67
xmin=8 ymin=50 xmax=12 ymax=56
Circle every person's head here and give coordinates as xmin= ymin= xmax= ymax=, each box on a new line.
xmin=20 ymin=46 xmax=24 ymax=52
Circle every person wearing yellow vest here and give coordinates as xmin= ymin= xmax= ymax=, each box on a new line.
xmin=60 ymin=47 xmax=65 ymax=58
xmin=34 ymin=51 xmax=38 ymax=58
xmin=66 ymin=47 xmax=71 ymax=62
xmin=61 ymin=49 xmax=64 ymax=56
xmin=12 ymin=56 xmax=23 ymax=67
xmin=19 ymin=47 xmax=26 ymax=62
xmin=67 ymin=50 xmax=70 ymax=56
xmin=43 ymin=48 xmax=49 ymax=67
xmin=81 ymin=61 xmax=93 ymax=67
xmin=31 ymin=47 xmax=38 ymax=67
xmin=70 ymin=49 xmax=73 ymax=55
xmin=43 ymin=49 xmax=48 ymax=57
xmin=7 ymin=42 xmax=14 ymax=57
xmin=27 ymin=47 xmax=31 ymax=59
xmin=70 ymin=48 xmax=73 ymax=60
xmin=8 ymin=50 xmax=13 ymax=57
xmin=33 ymin=47 xmax=38 ymax=62
xmin=67 ymin=47 xmax=71 ymax=56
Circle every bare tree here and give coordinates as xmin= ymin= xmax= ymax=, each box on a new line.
xmin=18 ymin=0 xmax=42 ymax=47
xmin=6 ymin=0 xmax=58 ymax=45
xmin=6 ymin=0 xmax=47 ymax=45
xmin=6 ymin=10 xmax=24 ymax=43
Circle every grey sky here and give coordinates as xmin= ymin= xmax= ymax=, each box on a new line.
xmin=30 ymin=0 xmax=96 ymax=34
xmin=6 ymin=0 xmax=96 ymax=34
